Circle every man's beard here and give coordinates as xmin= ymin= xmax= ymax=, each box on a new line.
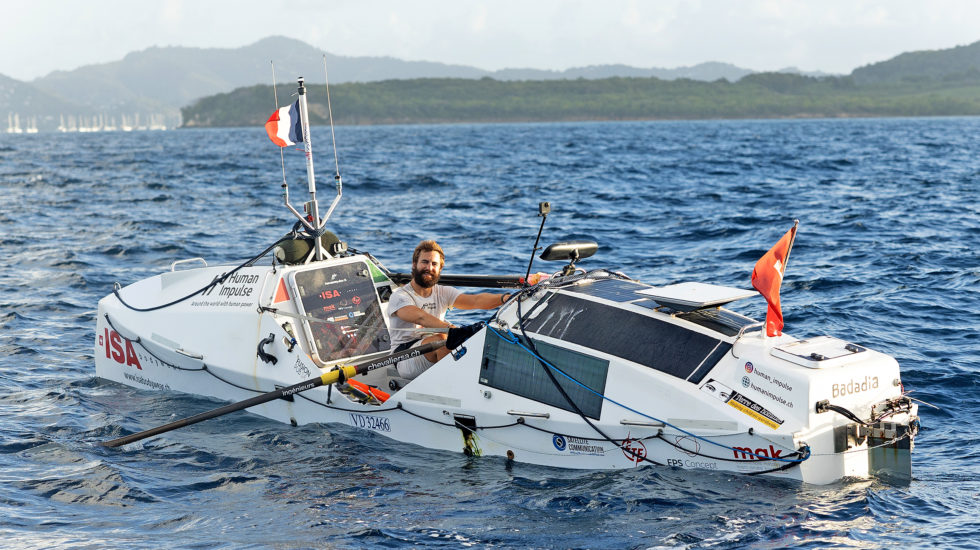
xmin=412 ymin=266 xmax=439 ymax=289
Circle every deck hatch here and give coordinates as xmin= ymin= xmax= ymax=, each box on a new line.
xmin=522 ymin=293 xmax=730 ymax=383
xmin=481 ymin=331 xmax=608 ymax=420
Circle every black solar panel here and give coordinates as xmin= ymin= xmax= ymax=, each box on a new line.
xmin=567 ymin=278 xmax=651 ymax=303
xmin=523 ymin=293 xmax=731 ymax=384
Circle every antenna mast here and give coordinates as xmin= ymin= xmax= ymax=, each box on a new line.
xmin=296 ymin=77 xmax=326 ymax=260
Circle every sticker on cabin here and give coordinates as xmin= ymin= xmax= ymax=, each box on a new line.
xmin=700 ymin=379 xmax=734 ymax=402
xmin=726 ymin=392 xmax=784 ymax=429
xmin=192 ymin=272 xmax=263 ymax=308
xmin=621 ymin=436 xmax=647 ymax=464
xmin=700 ymin=379 xmax=785 ymax=429
xmin=552 ymin=434 xmax=604 ymax=456
xmin=292 ymin=357 xmax=311 ymax=378
xmin=744 ymin=364 xmax=796 ymax=409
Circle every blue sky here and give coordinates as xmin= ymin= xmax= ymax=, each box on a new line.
xmin=4 ymin=0 xmax=980 ymax=81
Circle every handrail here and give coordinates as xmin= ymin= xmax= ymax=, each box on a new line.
xmin=736 ymin=321 xmax=765 ymax=339
xmin=170 ymin=257 xmax=208 ymax=271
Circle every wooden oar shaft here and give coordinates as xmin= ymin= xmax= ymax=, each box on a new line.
xmin=102 ymin=341 xmax=442 ymax=448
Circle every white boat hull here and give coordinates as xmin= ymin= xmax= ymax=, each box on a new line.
xmin=96 ymin=255 xmax=918 ymax=485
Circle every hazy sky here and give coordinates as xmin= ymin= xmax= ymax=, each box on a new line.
xmin=5 ymin=0 xmax=980 ymax=81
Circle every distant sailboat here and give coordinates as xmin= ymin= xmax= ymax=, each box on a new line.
xmin=7 ymin=113 xmax=24 ymax=134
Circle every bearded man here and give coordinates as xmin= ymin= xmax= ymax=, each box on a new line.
xmin=388 ymin=240 xmax=510 ymax=380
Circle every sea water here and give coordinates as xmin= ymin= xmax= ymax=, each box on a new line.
xmin=1 ymin=118 xmax=978 ymax=548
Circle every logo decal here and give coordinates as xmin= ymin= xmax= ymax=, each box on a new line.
xmin=674 ymin=436 xmax=701 ymax=457
xmin=100 ymin=328 xmax=142 ymax=369
xmin=621 ymin=435 xmax=647 ymax=464
xmin=732 ymin=444 xmax=785 ymax=461
xmin=293 ymin=357 xmax=310 ymax=378
xmin=744 ymin=362 xmax=754 ymax=373
xmin=552 ymin=434 xmax=604 ymax=455
xmin=700 ymin=379 xmax=785 ymax=429
xmin=832 ymin=376 xmax=880 ymax=398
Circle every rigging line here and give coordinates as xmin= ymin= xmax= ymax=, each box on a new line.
xmin=115 ymin=247 xmax=263 ymax=311
xmin=105 ymin=313 xmax=272 ymax=394
xmin=487 ymin=325 xmax=806 ymax=464
xmin=651 ymin=433 xmax=804 ymax=464
xmin=289 ymin=390 xmax=525 ymax=431
xmin=322 ymin=56 xmax=341 ymax=178
xmin=271 ymin=61 xmax=289 ymax=192
xmin=114 ymin=236 xmax=285 ymax=312
xmin=103 ymin=313 xmax=204 ymax=372
xmin=514 ymin=417 xmax=659 ymax=445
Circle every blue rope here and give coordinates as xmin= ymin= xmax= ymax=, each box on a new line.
xmin=486 ymin=325 xmax=808 ymax=464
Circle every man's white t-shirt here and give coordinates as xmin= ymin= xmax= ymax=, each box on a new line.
xmin=387 ymin=283 xmax=463 ymax=346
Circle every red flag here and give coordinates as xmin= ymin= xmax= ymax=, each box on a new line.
xmin=751 ymin=222 xmax=798 ymax=337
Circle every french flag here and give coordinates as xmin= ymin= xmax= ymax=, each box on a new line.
xmin=265 ymin=100 xmax=302 ymax=147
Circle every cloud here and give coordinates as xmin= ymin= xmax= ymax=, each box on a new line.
xmin=1 ymin=0 xmax=978 ymax=81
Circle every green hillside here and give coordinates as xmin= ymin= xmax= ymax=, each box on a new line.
xmin=852 ymin=41 xmax=980 ymax=84
xmin=181 ymin=71 xmax=980 ymax=127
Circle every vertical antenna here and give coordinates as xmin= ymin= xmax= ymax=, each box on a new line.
xmin=525 ymin=202 xmax=551 ymax=281
xmin=271 ymin=62 xmax=289 ymax=203
xmin=319 ymin=56 xmax=344 ymax=224
xmin=296 ymin=77 xmax=325 ymax=260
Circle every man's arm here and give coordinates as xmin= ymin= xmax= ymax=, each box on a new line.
xmin=393 ymin=305 xmax=454 ymax=328
xmin=453 ymin=292 xmax=510 ymax=310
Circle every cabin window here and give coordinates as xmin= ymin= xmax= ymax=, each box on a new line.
xmin=480 ymin=330 xmax=608 ymax=420
xmin=521 ymin=293 xmax=730 ymax=385
xmin=291 ymin=261 xmax=391 ymax=363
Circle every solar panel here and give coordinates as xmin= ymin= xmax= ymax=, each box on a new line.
xmin=636 ymin=282 xmax=755 ymax=312
xmin=522 ymin=292 xmax=731 ymax=384
xmin=566 ymin=278 xmax=651 ymax=303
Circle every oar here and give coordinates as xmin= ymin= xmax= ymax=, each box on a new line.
xmin=387 ymin=272 xmax=527 ymax=288
xmin=102 ymin=340 xmax=445 ymax=448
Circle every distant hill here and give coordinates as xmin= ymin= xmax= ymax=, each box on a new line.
xmin=181 ymin=72 xmax=980 ymax=127
xmin=3 ymin=36 xmax=980 ymax=131
xmin=0 ymin=73 xmax=92 ymax=130
xmin=852 ymin=41 xmax=980 ymax=84
xmin=0 ymin=36 xmax=770 ymax=132
xmin=487 ymin=61 xmax=755 ymax=82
